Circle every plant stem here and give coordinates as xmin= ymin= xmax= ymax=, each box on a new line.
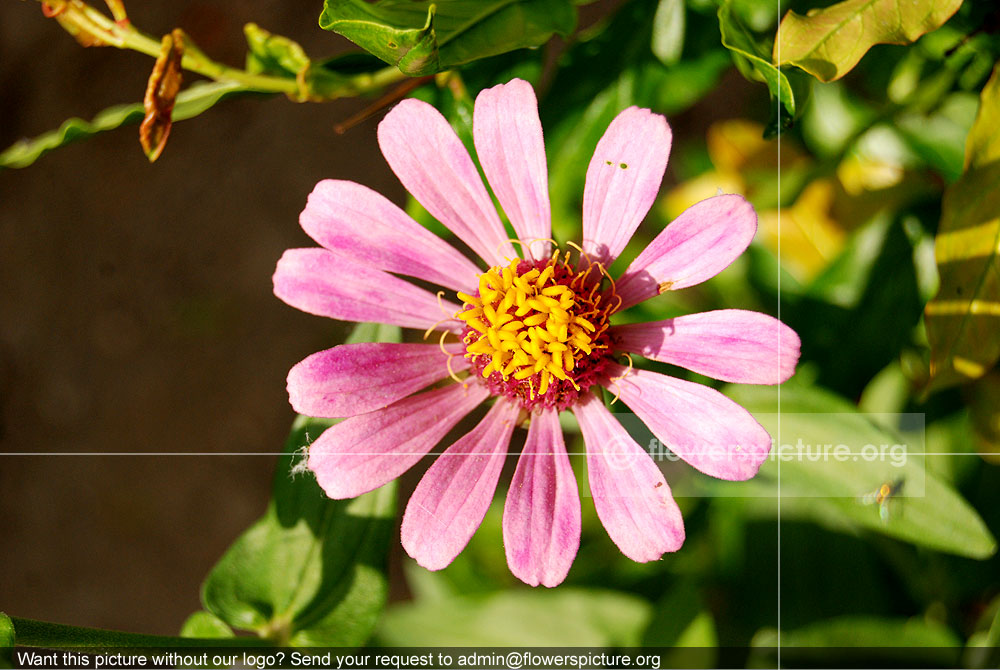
xmin=39 ymin=0 xmax=407 ymax=99
xmin=10 ymin=616 xmax=270 ymax=650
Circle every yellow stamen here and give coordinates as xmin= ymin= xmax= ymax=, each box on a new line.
xmin=453 ymin=247 xmax=617 ymax=401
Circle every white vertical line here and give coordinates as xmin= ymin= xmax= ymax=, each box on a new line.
xmin=775 ymin=0 xmax=783 ymax=665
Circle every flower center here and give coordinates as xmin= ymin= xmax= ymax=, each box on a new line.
xmin=455 ymin=250 xmax=619 ymax=410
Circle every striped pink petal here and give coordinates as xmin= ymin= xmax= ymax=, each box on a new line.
xmin=582 ymin=107 xmax=672 ymax=265
xmin=378 ymin=99 xmax=515 ymax=267
xmin=300 ymin=179 xmax=482 ymax=293
xmin=572 ymin=393 xmax=684 ymax=562
xmin=605 ymin=364 xmax=771 ymax=481
xmin=308 ymin=382 xmax=489 ymax=499
xmin=273 ymin=248 xmax=462 ymax=332
xmin=503 ymin=408 xmax=580 ymax=587
xmin=612 ymin=310 xmax=799 ymax=385
xmin=616 ymin=194 xmax=757 ymax=310
xmin=473 ymin=79 xmax=551 ymax=260
xmin=401 ymin=399 xmax=520 ymax=570
xmin=288 ymin=342 xmax=469 ymax=419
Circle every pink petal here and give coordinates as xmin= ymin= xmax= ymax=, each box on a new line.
xmin=401 ymin=399 xmax=520 ymax=570
xmin=288 ymin=342 xmax=470 ymax=418
xmin=616 ymin=194 xmax=757 ymax=310
xmin=378 ymin=99 xmax=515 ymax=267
xmin=473 ymin=79 xmax=551 ymax=260
xmin=273 ymin=248 xmax=462 ymax=332
xmin=612 ymin=310 xmax=800 ymax=385
xmin=308 ymin=382 xmax=489 ymax=499
xmin=582 ymin=107 xmax=672 ymax=265
xmin=572 ymin=393 xmax=684 ymax=562
xmin=502 ymin=408 xmax=580 ymax=587
xmin=606 ymin=365 xmax=771 ymax=481
xmin=300 ymin=179 xmax=482 ymax=293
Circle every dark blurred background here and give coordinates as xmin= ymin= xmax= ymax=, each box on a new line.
xmin=0 ymin=0 xmax=400 ymax=634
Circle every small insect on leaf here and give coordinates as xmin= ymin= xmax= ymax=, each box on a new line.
xmin=140 ymin=29 xmax=184 ymax=163
xmin=860 ymin=478 xmax=905 ymax=524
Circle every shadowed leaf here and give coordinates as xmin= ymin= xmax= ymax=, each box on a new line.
xmin=718 ymin=0 xmax=796 ymax=116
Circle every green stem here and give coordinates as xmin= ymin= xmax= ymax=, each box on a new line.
xmin=10 ymin=616 xmax=271 ymax=650
xmin=42 ymin=0 xmax=408 ymax=99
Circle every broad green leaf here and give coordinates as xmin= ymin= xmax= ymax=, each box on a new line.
xmin=925 ymin=63 xmax=1000 ymax=392
xmin=651 ymin=0 xmax=685 ymax=66
xmin=752 ymin=617 xmax=961 ymax=666
xmin=179 ymin=612 xmax=234 ymax=639
xmin=318 ymin=0 xmax=576 ymax=77
xmin=376 ymin=589 xmax=650 ymax=646
xmin=201 ymin=415 xmax=397 ymax=646
xmin=774 ymin=0 xmax=964 ymax=82
xmin=717 ymin=0 xmax=796 ymax=116
xmin=721 ymin=385 xmax=997 ymax=559
xmin=0 ymin=81 xmax=250 ymax=170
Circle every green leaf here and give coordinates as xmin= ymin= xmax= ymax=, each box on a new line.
xmin=245 ymin=24 xmax=311 ymax=78
xmin=179 ymin=612 xmax=234 ymax=639
xmin=722 ymin=384 xmax=997 ymax=559
xmin=318 ymin=0 xmax=577 ymax=77
xmin=718 ymin=0 xmax=796 ymax=116
xmin=774 ymin=0 xmax=964 ymax=82
xmin=1 ymin=613 xmax=13 ymax=669
xmin=201 ymin=415 xmax=397 ymax=646
xmin=642 ymin=583 xmax=717 ymax=667
xmin=925 ymin=63 xmax=1000 ymax=392
xmin=896 ymin=92 xmax=979 ymax=182
xmin=651 ymin=0 xmax=685 ymax=66
xmin=346 ymin=321 xmax=403 ymax=345
xmin=377 ymin=589 xmax=650 ymax=646
xmin=751 ymin=617 xmax=962 ymax=666
xmin=0 ymin=81 xmax=250 ymax=170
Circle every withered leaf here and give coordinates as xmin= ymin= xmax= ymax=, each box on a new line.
xmin=140 ymin=29 xmax=184 ymax=162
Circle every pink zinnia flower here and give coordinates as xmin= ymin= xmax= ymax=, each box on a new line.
xmin=272 ymin=78 xmax=800 ymax=587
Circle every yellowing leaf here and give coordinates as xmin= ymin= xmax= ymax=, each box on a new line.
xmin=774 ymin=0 xmax=963 ymax=82
xmin=760 ymin=179 xmax=846 ymax=281
xmin=925 ymin=63 xmax=1000 ymax=392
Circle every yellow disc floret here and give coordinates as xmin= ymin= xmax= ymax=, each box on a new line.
xmin=455 ymin=250 xmax=615 ymax=406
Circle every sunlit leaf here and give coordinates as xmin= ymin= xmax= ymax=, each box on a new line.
xmin=1 ymin=612 xmax=13 ymax=666
xmin=774 ymin=0 xmax=964 ymax=82
xmin=759 ymin=179 xmax=846 ymax=282
xmin=201 ymin=416 xmax=397 ymax=646
xmin=245 ymin=23 xmax=310 ymax=79
xmin=720 ymin=384 xmax=997 ymax=559
xmin=376 ymin=589 xmax=650 ymax=646
xmin=651 ymin=0 xmax=685 ymax=66
xmin=717 ymin=0 xmax=796 ymax=116
xmin=0 ymin=81 xmax=250 ymax=170
xmin=318 ymin=0 xmax=576 ymax=76
xmin=179 ymin=611 xmax=234 ymax=639
xmin=925 ymin=63 xmax=1000 ymax=392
